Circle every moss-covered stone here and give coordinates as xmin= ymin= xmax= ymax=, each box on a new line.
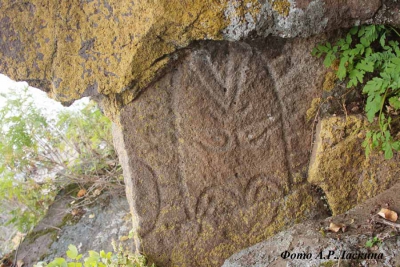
xmin=323 ymin=71 xmax=337 ymax=92
xmin=306 ymin=98 xmax=322 ymax=122
xmin=0 ymin=0 xmax=393 ymax=121
xmin=270 ymin=0 xmax=291 ymax=17
xmin=309 ymin=116 xmax=400 ymax=215
xmin=0 ymin=0 xmax=261 ymax=121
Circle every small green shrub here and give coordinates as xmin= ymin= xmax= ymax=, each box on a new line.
xmin=0 ymin=88 xmax=58 ymax=232
xmin=312 ymin=25 xmax=400 ymax=159
xmin=34 ymin=244 xmax=155 ymax=267
xmin=365 ymin=236 xmax=382 ymax=248
xmin=0 ymin=87 xmax=122 ymax=234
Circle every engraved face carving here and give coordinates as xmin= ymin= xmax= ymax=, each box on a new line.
xmin=117 ymin=39 xmax=324 ymax=267
xmin=174 ymin=43 xmax=289 ymax=222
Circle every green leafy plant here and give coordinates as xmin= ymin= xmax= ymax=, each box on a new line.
xmin=365 ymin=236 xmax=382 ymax=248
xmin=0 ymin=87 xmax=122 ymax=235
xmin=34 ymin=244 xmax=155 ymax=267
xmin=312 ymin=25 xmax=400 ymax=159
xmin=54 ymin=101 xmax=124 ymax=198
xmin=0 ymin=88 xmax=58 ymax=233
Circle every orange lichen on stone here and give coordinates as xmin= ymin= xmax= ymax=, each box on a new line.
xmin=270 ymin=0 xmax=291 ymax=17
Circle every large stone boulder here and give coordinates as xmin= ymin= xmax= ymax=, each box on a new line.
xmin=1 ymin=1 xmax=400 ymax=266
xmin=309 ymin=116 xmax=400 ymax=215
xmin=112 ymin=38 xmax=331 ymax=266
xmin=0 ymin=0 xmax=398 ymax=118
xmin=222 ymin=182 xmax=400 ymax=267
xmin=14 ymin=190 xmax=134 ymax=267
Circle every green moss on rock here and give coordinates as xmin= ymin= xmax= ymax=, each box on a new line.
xmin=309 ymin=116 xmax=400 ymax=215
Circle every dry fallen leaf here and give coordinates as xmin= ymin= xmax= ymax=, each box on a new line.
xmin=119 ymin=236 xmax=129 ymax=242
xmin=77 ymin=188 xmax=87 ymax=198
xmin=17 ymin=260 xmax=24 ymax=267
xmin=329 ymin=222 xmax=346 ymax=233
xmin=93 ymin=188 xmax=102 ymax=197
xmin=89 ymin=214 xmax=95 ymax=219
xmin=71 ymin=208 xmax=84 ymax=217
xmin=378 ymin=208 xmax=398 ymax=222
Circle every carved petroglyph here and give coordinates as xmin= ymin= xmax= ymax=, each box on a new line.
xmin=195 ymin=186 xmax=243 ymax=220
xmin=116 ymin=39 xmax=325 ymax=266
xmin=130 ymin=159 xmax=161 ymax=236
xmin=245 ymin=174 xmax=284 ymax=206
xmin=195 ymin=173 xmax=283 ymax=221
xmin=188 ymin=49 xmax=249 ymax=114
xmin=174 ymin=43 xmax=289 ymax=230
xmin=196 ymin=128 xmax=234 ymax=153
xmin=188 ymin=47 xmax=282 ymax=155
xmin=237 ymin=118 xmax=281 ymax=149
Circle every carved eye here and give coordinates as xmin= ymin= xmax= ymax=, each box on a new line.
xmin=196 ymin=128 xmax=233 ymax=153
xmin=196 ymin=187 xmax=242 ymax=220
xmin=238 ymin=119 xmax=278 ymax=148
xmin=245 ymin=174 xmax=283 ymax=206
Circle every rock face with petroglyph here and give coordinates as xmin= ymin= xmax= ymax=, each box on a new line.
xmin=113 ymin=38 xmax=330 ymax=266
xmin=2 ymin=0 xmax=400 ymax=266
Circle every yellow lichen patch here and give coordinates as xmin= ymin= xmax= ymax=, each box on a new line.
xmin=331 ymin=59 xmax=340 ymax=71
xmin=323 ymin=71 xmax=337 ymax=92
xmin=151 ymin=183 xmax=321 ymax=267
xmin=308 ymin=116 xmax=400 ymax=215
xmin=2 ymin=0 xmax=270 ymax=119
xmin=306 ymin=97 xmax=322 ymax=122
xmin=270 ymin=0 xmax=291 ymax=17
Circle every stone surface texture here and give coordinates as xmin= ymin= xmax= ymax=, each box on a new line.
xmin=222 ymin=182 xmax=400 ymax=267
xmin=0 ymin=0 xmax=399 ymax=119
xmin=1 ymin=1 xmax=400 ymax=266
xmin=15 ymin=192 xmax=133 ymax=267
xmin=113 ymin=38 xmax=331 ymax=267
xmin=309 ymin=116 xmax=400 ymax=215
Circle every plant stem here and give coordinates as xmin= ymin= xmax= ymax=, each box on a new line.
xmin=379 ymin=88 xmax=390 ymax=134
xmin=389 ymin=26 xmax=400 ymax=37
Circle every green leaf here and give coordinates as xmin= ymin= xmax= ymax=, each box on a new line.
xmin=348 ymin=69 xmax=364 ymax=87
xmin=392 ymin=141 xmax=400 ymax=151
xmin=358 ymin=26 xmax=366 ymax=37
xmin=356 ymin=59 xmax=374 ymax=72
xmin=383 ymin=141 xmax=394 ymax=159
xmin=350 ymin=27 xmax=358 ymax=35
xmin=365 ymin=240 xmax=373 ymax=248
xmin=366 ymin=94 xmax=382 ymax=122
xmin=346 ymin=33 xmax=352 ymax=44
xmin=49 ymin=258 xmax=67 ymax=267
xmin=365 ymin=47 xmax=373 ymax=57
xmin=67 ymin=245 xmax=79 ymax=260
xmin=323 ymin=51 xmax=336 ymax=67
xmin=380 ymin=32 xmax=387 ymax=47
xmin=360 ymin=37 xmax=371 ymax=47
xmin=355 ymin=44 xmax=365 ymax=55
xmin=88 ymin=250 xmax=100 ymax=260
xmin=337 ymin=56 xmax=348 ymax=80
xmin=363 ymin=78 xmax=383 ymax=94
xmin=389 ymin=96 xmax=400 ymax=109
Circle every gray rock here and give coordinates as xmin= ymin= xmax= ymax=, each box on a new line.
xmin=223 ymin=183 xmax=400 ymax=267
xmin=15 ymin=191 xmax=134 ymax=267
xmin=113 ymin=38 xmax=331 ymax=267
